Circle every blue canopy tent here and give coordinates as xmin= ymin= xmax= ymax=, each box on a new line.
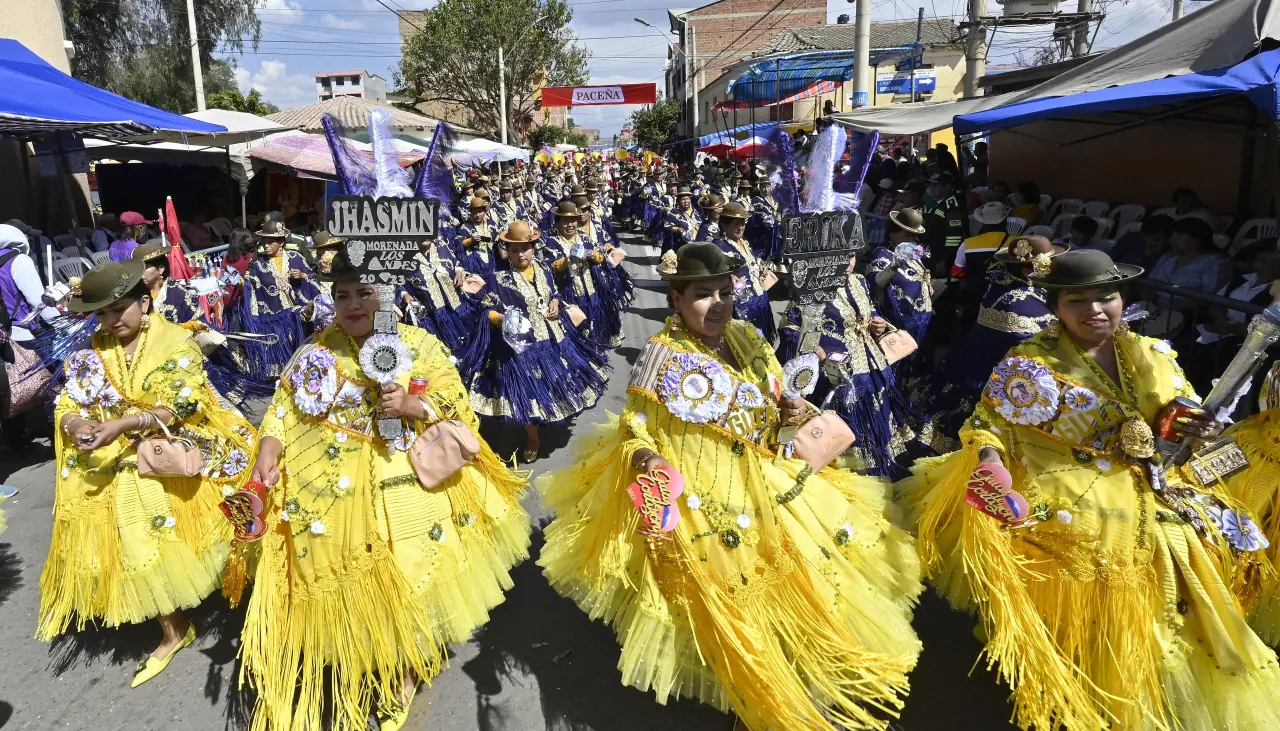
xmin=0 ymin=39 xmax=226 ymax=137
xmin=726 ymin=48 xmax=919 ymax=104
xmin=954 ymin=46 xmax=1280 ymax=134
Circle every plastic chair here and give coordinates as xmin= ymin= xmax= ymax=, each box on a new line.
xmin=1082 ymin=201 xmax=1112 ymax=217
xmin=1109 ymin=204 xmax=1146 ymax=230
xmin=1023 ymin=225 xmax=1054 ymax=239
xmin=1150 ymin=206 xmax=1177 ymax=218
xmin=1039 ymin=194 xmax=1053 ymax=211
xmin=1115 ymin=221 xmax=1143 ymax=239
xmin=1006 ymin=216 xmax=1027 ymax=235
xmin=1048 ymin=198 xmax=1084 ymax=219
xmin=90 ymin=251 xmax=112 ymax=265
xmin=1091 ymin=217 xmax=1115 ymax=239
xmin=1229 ymin=218 xmax=1278 ymax=256
xmin=1214 ymin=214 xmax=1233 ymax=233
xmin=1049 ymin=213 xmax=1078 ymax=239
xmin=969 ymin=214 xmax=982 ymax=237
xmin=54 ymin=257 xmax=93 ymax=283
xmin=972 ymin=186 xmax=989 ymax=202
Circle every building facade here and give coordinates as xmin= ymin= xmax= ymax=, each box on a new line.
xmin=315 ymin=71 xmax=388 ymax=102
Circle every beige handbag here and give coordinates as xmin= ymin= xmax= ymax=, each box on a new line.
xmin=137 ymin=420 xmax=204 ymax=478
xmin=565 ymin=304 xmax=587 ymax=328
xmin=784 ymin=411 xmax=856 ymax=472
xmin=409 ymin=419 xmax=480 ymax=489
xmin=876 ymin=328 xmax=918 ymax=365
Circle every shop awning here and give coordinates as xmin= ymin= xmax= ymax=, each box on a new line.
xmin=0 ymin=39 xmax=225 ymax=137
xmin=831 ymin=96 xmax=1007 ymax=135
xmin=727 ymin=48 xmax=917 ymax=103
xmin=715 ymin=81 xmax=840 ymax=111
xmin=698 ymin=122 xmax=779 ymax=147
xmin=954 ymin=46 xmax=1280 ymax=133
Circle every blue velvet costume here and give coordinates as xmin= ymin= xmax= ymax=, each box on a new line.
xmin=915 ymin=266 xmax=1054 ymax=450
xmin=777 ymin=275 xmax=936 ymax=479
xmin=712 ymin=235 xmax=777 ymax=342
xmin=401 ymin=240 xmax=487 ymax=380
xmin=864 ymin=246 xmax=933 ymax=379
xmin=470 ymin=261 xmax=610 ymax=424
xmin=455 ymin=221 xmax=501 ymax=275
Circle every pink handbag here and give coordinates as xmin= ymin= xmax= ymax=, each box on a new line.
xmin=137 ymin=420 xmax=204 ymax=478
xmin=876 ymin=328 xmax=918 ymax=365
xmin=789 ymin=411 xmax=856 ymax=472
xmin=409 ymin=419 xmax=480 ymax=488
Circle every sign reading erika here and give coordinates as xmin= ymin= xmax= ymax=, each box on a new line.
xmin=540 ymin=83 xmax=657 ymax=108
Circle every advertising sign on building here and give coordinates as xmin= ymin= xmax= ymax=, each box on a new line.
xmin=541 ymin=83 xmax=658 ymax=107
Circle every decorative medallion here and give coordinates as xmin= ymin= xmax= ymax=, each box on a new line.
xmin=735 ymin=382 xmax=765 ymax=410
xmin=65 ymin=351 xmax=113 ymax=406
xmin=657 ymin=352 xmax=732 ymax=424
xmin=1120 ymin=417 xmax=1156 ymax=459
xmin=986 ymin=356 xmax=1060 ymax=425
xmin=781 ymin=352 xmax=820 ymax=400
xmin=358 ymin=333 xmax=411 ymax=385
xmin=290 ymin=347 xmax=338 ymax=416
xmin=1062 ymin=386 xmax=1098 ymax=412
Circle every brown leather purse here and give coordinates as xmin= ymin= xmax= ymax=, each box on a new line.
xmin=137 ymin=420 xmax=204 ymax=478
xmin=409 ymin=419 xmax=480 ymax=489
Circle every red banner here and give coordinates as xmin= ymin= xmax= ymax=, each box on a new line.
xmin=541 ymin=83 xmax=657 ymax=108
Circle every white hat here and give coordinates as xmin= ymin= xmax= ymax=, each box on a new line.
xmin=974 ymin=201 xmax=1011 ymax=226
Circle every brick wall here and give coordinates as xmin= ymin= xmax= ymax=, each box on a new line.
xmin=683 ymin=0 xmax=828 ymax=92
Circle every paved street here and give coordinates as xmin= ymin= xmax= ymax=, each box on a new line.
xmin=0 ymin=231 xmax=1017 ymax=731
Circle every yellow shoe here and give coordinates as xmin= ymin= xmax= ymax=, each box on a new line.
xmin=379 ymin=687 xmax=416 ymax=731
xmin=130 ymin=622 xmax=196 ymax=688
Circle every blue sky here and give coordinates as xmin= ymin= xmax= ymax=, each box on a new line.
xmin=224 ymin=0 xmax=1201 ymax=138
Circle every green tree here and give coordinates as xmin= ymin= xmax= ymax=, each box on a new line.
xmin=397 ymin=0 xmax=590 ymax=143
xmin=62 ymin=0 xmax=261 ymax=113
xmin=629 ymin=97 xmax=682 ymax=149
xmin=527 ymin=123 xmax=568 ymax=149
xmin=207 ymin=87 xmax=279 ymax=115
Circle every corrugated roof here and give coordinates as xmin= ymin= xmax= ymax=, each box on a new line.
xmin=266 ymin=96 xmax=447 ymax=133
xmin=315 ymin=70 xmax=365 ymax=78
xmin=752 ymin=20 xmax=961 ymax=57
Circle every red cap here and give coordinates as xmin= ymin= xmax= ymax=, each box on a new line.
xmin=119 ymin=211 xmax=153 ymax=225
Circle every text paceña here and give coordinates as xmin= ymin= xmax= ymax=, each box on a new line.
xmin=326 ymin=195 xmax=439 ymax=238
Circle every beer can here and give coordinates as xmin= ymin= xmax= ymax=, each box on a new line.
xmin=1154 ymin=396 xmax=1201 ymax=457
xmin=408 ymin=378 xmax=430 ymax=396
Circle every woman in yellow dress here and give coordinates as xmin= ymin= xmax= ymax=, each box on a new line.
xmin=241 ymin=246 xmax=531 ymax=731
xmin=902 ymin=249 xmax=1280 ymax=730
xmin=39 ymin=260 xmax=256 ymax=687
xmin=538 ymin=242 xmax=923 ymax=731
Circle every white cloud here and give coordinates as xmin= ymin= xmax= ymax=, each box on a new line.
xmin=237 ymin=59 xmax=317 ymax=110
xmin=258 ymin=0 xmax=302 ymax=16
xmin=321 ymin=12 xmax=366 ymax=30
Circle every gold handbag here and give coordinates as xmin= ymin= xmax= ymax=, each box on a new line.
xmin=137 ymin=420 xmax=204 ymax=478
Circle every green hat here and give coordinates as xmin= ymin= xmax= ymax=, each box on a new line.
xmin=554 ymin=201 xmax=581 ymax=219
xmin=675 ymin=186 xmax=693 ymax=198
xmin=658 ymin=242 xmax=744 ymax=282
xmin=570 ymin=185 xmax=587 ymax=197
xmin=1028 ymin=249 xmax=1143 ymax=289
xmin=131 ymin=243 xmax=168 ymax=264
xmin=68 ymin=259 xmax=144 ymax=313
xmin=316 ymin=245 xmax=361 ymax=283
xmin=572 ymin=196 xmax=593 ymax=211
xmin=698 ymin=193 xmax=725 ymax=211
xmin=310 ymin=231 xmax=346 ymax=250
xmin=255 ymin=219 xmax=289 ymax=238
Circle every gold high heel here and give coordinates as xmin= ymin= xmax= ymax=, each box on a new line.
xmin=131 ymin=622 xmax=195 ymax=688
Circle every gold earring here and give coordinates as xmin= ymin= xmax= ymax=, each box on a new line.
xmin=140 ymin=312 xmax=151 ymax=330
xmin=1117 ymin=319 xmax=1130 ymax=335
xmin=1045 ymin=320 xmax=1061 ymax=338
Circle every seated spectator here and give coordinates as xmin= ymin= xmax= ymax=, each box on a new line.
xmin=223 ymin=228 xmax=255 ymax=276
xmin=181 ymin=212 xmax=215 ymax=251
xmin=89 ymin=214 xmax=118 ymax=253
xmin=110 ymin=211 xmax=151 ymax=262
xmin=1170 ymin=188 xmax=1217 ymax=227
xmin=1112 ymin=214 xmax=1173 ymax=270
xmin=1066 ymin=216 xmax=1109 ymax=252
xmin=987 ymin=180 xmax=1011 ymax=205
xmin=1186 ymin=239 xmax=1280 ymax=393
xmin=871 ymin=178 xmax=900 ymax=217
xmin=1147 ymin=217 xmax=1220 ymax=311
xmin=895 ymin=181 xmax=924 ymax=214
xmin=1011 ymin=181 xmax=1043 ymax=225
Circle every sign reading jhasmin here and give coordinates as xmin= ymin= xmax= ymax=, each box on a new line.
xmin=326 ymin=195 xmax=440 ymax=288
xmin=325 ymin=194 xmax=441 ymax=441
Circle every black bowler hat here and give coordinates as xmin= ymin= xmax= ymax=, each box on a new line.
xmin=1029 ymin=249 xmax=1144 ymax=289
xmin=659 ymin=242 xmax=744 ymax=282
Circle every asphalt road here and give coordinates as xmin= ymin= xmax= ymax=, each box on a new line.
xmin=0 ymin=231 xmax=1019 ymax=731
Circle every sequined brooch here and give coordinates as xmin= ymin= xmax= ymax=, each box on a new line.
xmin=657 ymin=352 xmax=732 ymax=424
xmin=986 ymin=356 xmax=1060 ymax=425
xmin=65 ymin=350 xmax=120 ymax=407
xmin=290 ymin=347 xmax=338 ymax=416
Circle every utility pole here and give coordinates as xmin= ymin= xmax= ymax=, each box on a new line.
xmin=853 ymin=0 xmax=871 ymax=107
xmin=690 ymin=22 xmax=699 ymax=136
xmin=963 ymin=0 xmax=986 ymax=98
xmin=1172 ymin=0 xmax=1183 ymax=21
xmin=185 ymin=0 xmax=205 ymax=111
xmin=910 ymin=7 xmax=924 ymax=104
xmin=498 ymin=46 xmax=508 ymax=145
xmin=1073 ymin=0 xmax=1092 ymax=57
